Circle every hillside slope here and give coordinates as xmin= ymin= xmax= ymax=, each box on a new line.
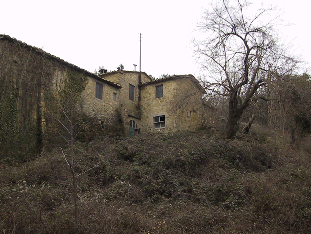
xmin=1 ymin=129 xmax=311 ymax=233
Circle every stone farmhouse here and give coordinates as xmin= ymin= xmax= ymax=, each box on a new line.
xmin=96 ymin=71 xmax=206 ymax=135
xmin=0 ymin=34 xmax=207 ymax=154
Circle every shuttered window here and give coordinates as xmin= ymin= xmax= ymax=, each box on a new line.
xmin=129 ymin=84 xmax=135 ymax=101
xmin=156 ymin=84 xmax=163 ymax=98
xmin=95 ymin=82 xmax=103 ymax=99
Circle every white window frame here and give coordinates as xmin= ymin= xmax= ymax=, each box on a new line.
xmin=153 ymin=115 xmax=165 ymax=129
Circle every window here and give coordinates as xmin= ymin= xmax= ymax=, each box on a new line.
xmin=95 ymin=82 xmax=103 ymax=99
xmin=153 ymin=115 xmax=165 ymax=128
xmin=156 ymin=84 xmax=163 ymax=98
xmin=113 ymin=92 xmax=117 ymax=101
xmin=129 ymin=84 xmax=135 ymax=101
xmin=129 ymin=120 xmax=136 ymax=128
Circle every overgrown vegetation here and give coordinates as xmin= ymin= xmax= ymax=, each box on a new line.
xmin=0 ymin=39 xmax=55 ymax=160
xmin=1 ymin=9 xmax=311 ymax=232
xmin=196 ymin=0 xmax=297 ymax=139
xmin=0 ymin=37 xmax=120 ymax=162
xmin=1 ymin=128 xmax=311 ymax=233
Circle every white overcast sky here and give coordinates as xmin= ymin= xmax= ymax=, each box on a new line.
xmin=1 ymin=0 xmax=310 ymax=78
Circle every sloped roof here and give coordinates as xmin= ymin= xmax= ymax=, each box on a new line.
xmin=100 ymin=70 xmax=153 ymax=82
xmin=140 ymin=74 xmax=206 ymax=93
xmin=0 ymin=34 xmax=121 ymax=89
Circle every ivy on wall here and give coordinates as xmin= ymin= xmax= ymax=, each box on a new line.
xmin=0 ymin=37 xmax=123 ymax=161
xmin=45 ymin=70 xmax=88 ymax=146
xmin=0 ymin=40 xmax=52 ymax=161
xmin=0 ymin=39 xmax=89 ymax=160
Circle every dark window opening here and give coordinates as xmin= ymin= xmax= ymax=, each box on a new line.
xmin=96 ymin=82 xmax=103 ymax=99
xmin=154 ymin=115 xmax=165 ymax=128
xmin=156 ymin=84 xmax=163 ymax=98
xmin=129 ymin=84 xmax=135 ymax=101
xmin=129 ymin=120 xmax=140 ymax=136
xmin=129 ymin=120 xmax=136 ymax=128
xmin=113 ymin=92 xmax=117 ymax=101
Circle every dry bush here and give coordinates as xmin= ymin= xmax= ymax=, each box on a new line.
xmin=1 ymin=130 xmax=311 ymax=233
xmin=300 ymin=134 xmax=311 ymax=154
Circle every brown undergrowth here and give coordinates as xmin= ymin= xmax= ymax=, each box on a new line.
xmin=1 ymin=129 xmax=311 ymax=233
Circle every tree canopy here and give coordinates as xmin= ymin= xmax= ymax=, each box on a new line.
xmin=196 ymin=0 xmax=297 ymax=138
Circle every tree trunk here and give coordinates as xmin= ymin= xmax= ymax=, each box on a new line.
xmin=226 ymin=113 xmax=241 ymax=139
xmin=242 ymin=114 xmax=256 ymax=134
xmin=226 ymin=91 xmax=243 ymax=139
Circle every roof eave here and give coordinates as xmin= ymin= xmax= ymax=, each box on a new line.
xmin=140 ymin=74 xmax=206 ymax=93
xmin=0 ymin=34 xmax=121 ymax=89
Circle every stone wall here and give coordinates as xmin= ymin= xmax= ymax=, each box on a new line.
xmin=1 ymin=35 xmax=207 ymax=152
xmin=171 ymin=78 xmax=205 ymax=131
xmin=81 ymin=77 xmax=120 ymax=126
xmin=0 ymin=36 xmax=82 ymax=155
xmin=102 ymin=71 xmax=152 ymax=135
xmin=0 ymin=35 xmax=125 ymax=156
xmin=140 ymin=77 xmax=204 ymax=133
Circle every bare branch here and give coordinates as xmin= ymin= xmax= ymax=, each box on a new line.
xmin=195 ymin=0 xmax=297 ymax=138
xmin=60 ymin=147 xmax=72 ymax=170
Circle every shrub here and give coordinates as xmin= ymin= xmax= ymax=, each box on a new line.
xmin=2 ymin=130 xmax=311 ymax=233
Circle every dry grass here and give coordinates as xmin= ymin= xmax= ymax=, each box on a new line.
xmin=1 ymin=130 xmax=311 ymax=233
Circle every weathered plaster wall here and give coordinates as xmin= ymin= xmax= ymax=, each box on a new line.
xmin=81 ymin=77 xmax=120 ymax=126
xmin=1 ymin=35 xmax=207 ymax=154
xmin=171 ymin=78 xmax=205 ymax=131
xmin=0 ymin=37 xmax=72 ymax=155
xmin=140 ymin=78 xmax=204 ymax=133
xmin=0 ymin=35 xmax=124 ymax=156
xmin=103 ymin=71 xmax=152 ymax=134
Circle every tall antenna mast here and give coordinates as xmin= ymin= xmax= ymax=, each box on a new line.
xmin=139 ymin=33 xmax=142 ymax=73
xmin=138 ymin=33 xmax=142 ymax=106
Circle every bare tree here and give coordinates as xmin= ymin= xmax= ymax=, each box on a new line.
xmin=196 ymin=0 xmax=296 ymax=138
